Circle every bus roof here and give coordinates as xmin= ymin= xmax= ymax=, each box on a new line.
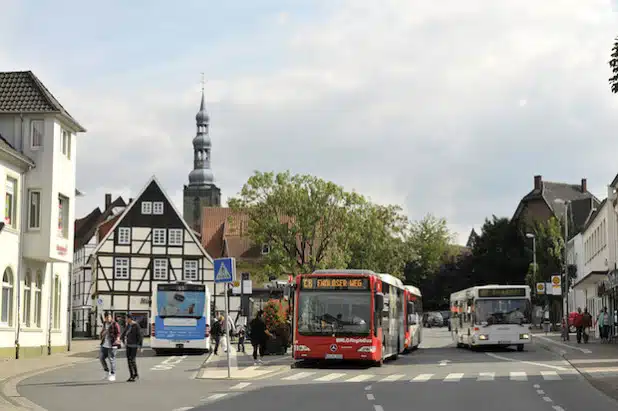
xmin=312 ymin=269 xmax=377 ymax=275
xmin=376 ymin=273 xmax=404 ymax=288
xmin=404 ymin=284 xmax=422 ymax=296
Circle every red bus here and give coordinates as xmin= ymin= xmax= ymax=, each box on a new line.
xmin=403 ymin=285 xmax=423 ymax=352
xmin=292 ymin=269 xmax=406 ymax=366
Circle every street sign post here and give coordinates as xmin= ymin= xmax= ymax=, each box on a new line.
xmin=214 ymin=258 xmax=235 ymax=378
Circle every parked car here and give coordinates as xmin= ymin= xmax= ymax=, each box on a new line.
xmin=424 ymin=312 xmax=444 ymax=328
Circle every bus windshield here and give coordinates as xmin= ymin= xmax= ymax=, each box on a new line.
xmin=156 ymin=290 xmax=205 ymax=318
xmin=297 ymin=291 xmax=371 ymax=336
xmin=475 ymin=298 xmax=531 ymax=325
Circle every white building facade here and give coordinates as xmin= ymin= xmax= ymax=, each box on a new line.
xmin=566 ymin=232 xmax=585 ymax=313
xmin=0 ymin=71 xmax=85 ymax=359
xmin=89 ymin=177 xmax=240 ymax=337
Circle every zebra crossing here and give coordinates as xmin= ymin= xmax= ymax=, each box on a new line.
xmin=231 ymin=368 xmax=580 ymax=387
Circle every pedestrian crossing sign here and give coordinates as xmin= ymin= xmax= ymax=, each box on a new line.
xmin=214 ymin=257 xmax=235 ymax=283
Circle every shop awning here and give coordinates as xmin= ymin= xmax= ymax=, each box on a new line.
xmin=572 ymin=271 xmax=608 ymax=291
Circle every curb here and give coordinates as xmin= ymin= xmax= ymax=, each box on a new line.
xmin=0 ymin=357 xmax=96 ymax=411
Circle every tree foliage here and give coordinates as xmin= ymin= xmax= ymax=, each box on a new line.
xmin=610 ymin=36 xmax=618 ymax=94
xmin=524 ymin=217 xmax=563 ymax=288
xmin=404 ymin=214 xmax=454 ymax=285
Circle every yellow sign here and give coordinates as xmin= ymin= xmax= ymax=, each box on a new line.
xmin=233 ymin=280 xmax=240 ymax=287
xmin=552 ymin=275 xmax=561 ymax=286
xmin=301 ymin=277 xmax=369 ymax=290
xmin=536 ymin=284 xmax=544 ymax=291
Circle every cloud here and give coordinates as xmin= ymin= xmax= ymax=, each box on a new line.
xmin=3 ymin=0 xmax=618 ymax=247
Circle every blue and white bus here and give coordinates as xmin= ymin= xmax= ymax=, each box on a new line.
xmin=150 ymin=282 xmax=211 ymax=355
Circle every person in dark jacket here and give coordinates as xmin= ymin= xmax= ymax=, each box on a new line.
xmin=121 ymin=314 xmax=143 ymax=382
xmin=100 ymin=312 xmax=122 ymax=381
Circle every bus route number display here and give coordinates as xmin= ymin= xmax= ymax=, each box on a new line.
xmin=478 ymin=288 xmax=526 ymax=298
xmin=301 ymin=277 xmax=369 ymax=290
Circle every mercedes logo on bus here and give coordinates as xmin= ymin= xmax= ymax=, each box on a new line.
xmin=330 ymin=344 xmax=338 ymax=352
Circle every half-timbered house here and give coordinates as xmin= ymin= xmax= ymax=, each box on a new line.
xmin=89 ymin=176 xmax=240 ymax=335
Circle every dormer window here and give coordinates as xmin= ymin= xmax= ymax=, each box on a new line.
xmin=141 ymin=201 xmax=152 ymax=215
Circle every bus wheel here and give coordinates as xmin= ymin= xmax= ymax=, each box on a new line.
xmin=517 ymin=344 xmax=524 ymax=352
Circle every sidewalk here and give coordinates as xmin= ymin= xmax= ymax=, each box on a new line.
xmin=197 ymin=344 xmax=292 ymax=380
xmin=534 ymin=333 xmax=618 ymax=401
xmin=0 ymin=338 xmax=151 ymax=410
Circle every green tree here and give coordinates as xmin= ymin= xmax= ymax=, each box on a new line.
xmin=610 ymin=36 xmax=618 ymax=94
xmin=471 ymin=216 xmax=529 ymax=285
xmin=404 ymin=214 xmax=454 ymax=284
xmin=347 ymin=203 xmax=411 ymax=279
xmin=228 ymin=171 xmax=364 ymax=274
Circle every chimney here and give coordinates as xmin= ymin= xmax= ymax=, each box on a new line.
xmin=581 ymin=178 xmax=587 ymax=193
xmin=534 ymin=175 xmax=542 ymax=190
xmin=104 ymin=193 xmax=112 ymax=210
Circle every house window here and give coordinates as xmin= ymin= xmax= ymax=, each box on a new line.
xmin=153 ymin=228 xmax=166 ymax=246
xmin=28 ymin=190 xmax=41 ymax=229
xmin=141 ymin=201 xmax=152 ymax=215
xmin=117 ymin=227 xmax=131 ymax=245
xmin=153 ymin=201 xmax=164 ymax=215
xmin=114 ymin=258 xmax=130 ymax=279
xmin=34 ymin=271 xmax=42 ymax=327
xmin=52 ymin=276 xmax=61 ymax=329
xmin=153 ymin=259 xmax=168 ymax=280
xmin=1 ymin=268 xmax=14 ymax=326
xmin=4 ymin=177 xmax=17 ymax=228
xmin=30 ymin=120 xmax=44 ymax=149
xmin=58 ymin=194 xmax=69 ymax=238
xmin=183 ymin=260 xmax=198 ymax=281
xmin=261 ymin=243 xmax=271 ymax=255
xmin=61 ymin=130 xmax=71 ymax=158
xmin=23 ymin=270 xmax=32 ymax=327
xmin=169 ymin=229 xmax=183 ymax=246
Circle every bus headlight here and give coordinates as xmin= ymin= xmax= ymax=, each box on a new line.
xmin=357 ymin=346 xmax=376 ymax=353
xmin=478 ymin=334 xmax=489 ymax=340
xmin=519 ymin=334 xmax=530 ymax=340
xmin=294 ymin=345 xmax=311 ymax=351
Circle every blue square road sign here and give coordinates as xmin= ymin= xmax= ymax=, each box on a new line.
xmin=214 ymin=257 xmax=236 ymax=284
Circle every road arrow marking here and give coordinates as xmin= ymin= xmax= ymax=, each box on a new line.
xmin=438 ymin=360 xmax=451 ymax=366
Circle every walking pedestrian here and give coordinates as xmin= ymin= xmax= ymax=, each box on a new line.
xmin=237 ymin=323 xmax=246 ymax=353
xmin=249 ymin=310 xmax=272 ymax=365
xmin=596 ymin=307 xmax=610 ymax=343
xmin=211 ymin=316 xmax=224 ymax=355
xmin=121 ymin=314 xmax=143 ymax=382
xmin=574 ymin=307 xmax=583 ymax=343
xmin=221 ymin=314 xmax=236 ymax=353
xmin=99 ymin=312 xmax=121 ymax=381
xmin=581 ymin=308 xmax=592 ymax=344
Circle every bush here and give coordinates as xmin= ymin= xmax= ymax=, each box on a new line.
xmin=263 ymin=299 xmax=286 ymax=332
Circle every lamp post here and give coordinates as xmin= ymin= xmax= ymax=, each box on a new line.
xmin=554 ymin=198 xmax=570 ymax=340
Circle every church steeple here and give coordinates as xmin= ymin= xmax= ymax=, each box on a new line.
xmin=188 ymin=77 xmax=214 ymax=187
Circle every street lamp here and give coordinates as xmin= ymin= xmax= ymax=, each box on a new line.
xmin=554 ymin=198 xmax=570 ymax=340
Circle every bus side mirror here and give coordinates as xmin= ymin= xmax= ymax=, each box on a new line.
xmin=375 ymin=293 xmax=384 ymax=312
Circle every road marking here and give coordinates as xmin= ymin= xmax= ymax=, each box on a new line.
xmin=438 ymin=359 xmax=451 ymax=366
xmin=208 ymin=393 xmax=228 ymax=400
xmin=485 ymin=352 xmax=568 ymax=371
xmin=346 ymin=374 xmax=373 ymax=382
xmin=282 ymin=372 xmax=315 ymax=380
xmin=364 ymin=385 xmax=372 ymax=391
xmin=537 ymin=390 xmax=545 ymax=395
xmin=366 ymin=394 xmax=375 ymax=400
xmin=569 ymin=358 xmax=618 ymax=364
xmin=533 ymin=384 xmax=541 ymax=388
xmin=444 ymin=373 xmax=464 ymax=382
xmin=151 ymin=355 xmax=188 ymax=371
xmin=374 ymin=406 xmax=384 ymax=411
xmin=380 ymin=374 xmax=405 ymax=382
xmin=541 ymin=371 xmax=561 ymax=380
xmin=411 ymin=373 xmax=433 ymax=382
xmin=579 ymin=366 xmax=618 ymax=373
xmin=534 ymin=334 xmax=593 ymax=354
xmin=315 ymin=373 xmax=346 ymax=381
xmin=552 ymin=406 xmax=565 ymax=411
xmin=230 ymin=382 xmax=251 ymax=390
xmin=477 ymin=372 xmax=494 ymax=381
xmin=542 ymin=397 xmax=553 ymax=403
xmin=509 ymin=371 xmax=527 ymax=381
xmin=172 ymin=407 xmax=193 ymax=411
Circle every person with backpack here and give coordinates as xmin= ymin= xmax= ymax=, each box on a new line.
xmin=121 ymin=314 xmax=143 ymax=382
xmin=100 ymin=312 xmax=122 ymax=381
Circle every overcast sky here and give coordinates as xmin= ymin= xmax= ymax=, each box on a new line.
xmin=2 ymin=0 xmax=618 ymax=245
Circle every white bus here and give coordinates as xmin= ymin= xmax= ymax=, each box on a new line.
xmin=450 ymin=285 xmax=532 ymax=351
xmin=150 ymin=282 xmax=212 ymax=355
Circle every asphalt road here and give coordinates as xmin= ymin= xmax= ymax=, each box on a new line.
xmin=16 ymin=328 xmax=618 ymax=411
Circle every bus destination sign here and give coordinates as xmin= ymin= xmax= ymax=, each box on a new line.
xmin=301 ymin=277 xmax=369 ymax=290
xmin=158 ymin=283 xmax=205 ymax=292
xmin=478 ymin=288 xmax=526 ymax=298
